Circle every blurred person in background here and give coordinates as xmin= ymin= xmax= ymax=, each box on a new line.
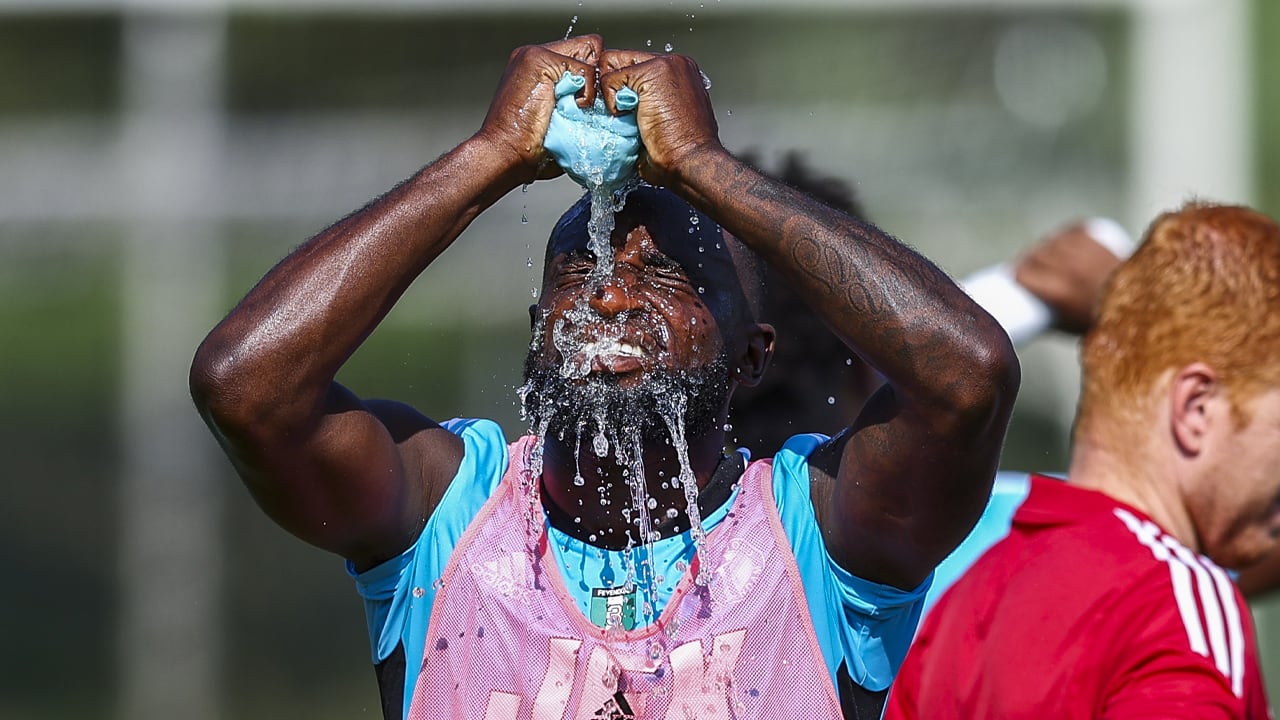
xmin=189 ymin=36 xmax=1018 ymax=720
xmin=886 ymin=202 xmax=1278 ymax=719
xmin=733 ymin=154 xmax=1280 ymax=609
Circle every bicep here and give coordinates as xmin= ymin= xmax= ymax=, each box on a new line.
xmin=812 ymin=383 xmax=1001 ymax=589
xmin=230 ymin=383 xmax=463 ymax=568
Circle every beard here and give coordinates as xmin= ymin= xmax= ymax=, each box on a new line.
xmin=519 ymin=351 xmax=732 ymax=448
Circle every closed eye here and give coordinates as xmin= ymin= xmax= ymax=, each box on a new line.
xmin=641 ymin=252 xmax=688 ymax=282
xmin=554 ymin=251 xmax=596 ymax=286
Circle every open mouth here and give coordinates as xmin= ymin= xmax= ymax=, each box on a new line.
xmin=584 ymin=338 xmax=647 ymax=375
xmin=581 ymin=338 xmax=646 ymax=359
xmin=554 ymin=321 xmax=659 ymax=379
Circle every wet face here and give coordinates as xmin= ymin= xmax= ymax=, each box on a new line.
xmin=1195 ymin=387 xmax=1280 ymax=568
xmin=521 ymin=188 xmax=750 ymax=445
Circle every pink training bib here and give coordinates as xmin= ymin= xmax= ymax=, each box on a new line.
xmin=406 ymin=436 xmax=844 ymax=720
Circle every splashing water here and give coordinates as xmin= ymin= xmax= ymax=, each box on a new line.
xmin=522 ymin=415 xmax=551 ymax=542
xmin=624 ymin=433 xmax=660 ymax=615
xmin=519 ymin=337 xmax=730 ymax=602
xmin=661 ymin=394 xmax=712 ymax=585
xmin=585 ymin=184 xmax=636 ymax=283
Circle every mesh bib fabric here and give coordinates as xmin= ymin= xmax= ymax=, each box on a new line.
xmin=405 ymin=436 xmax=844 ymax=719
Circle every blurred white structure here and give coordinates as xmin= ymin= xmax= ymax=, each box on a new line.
xmin=0 ymin=0 xmax=1254 ymax=718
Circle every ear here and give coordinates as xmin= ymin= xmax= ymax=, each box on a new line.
xmin=1169 ymin=362 xmax=1221 ymax=457
xmin=734 ymin=322 xmax=776 ymax=388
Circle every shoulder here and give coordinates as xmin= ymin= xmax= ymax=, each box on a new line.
xmin=1012 ymin=487 xmax=1251 ymax=684
xmin=1103 ymin=509 xmax=1248 ymax=671
xmin=431 ymin=418 xmax=512 ymax=511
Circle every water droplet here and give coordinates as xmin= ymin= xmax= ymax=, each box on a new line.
xmin=665 ymin=508 xmax=679 ymax=519
xmin=520 ymin=213 xmax=529 ymax=225
xmin=726 ymin=109 xmax=733 ymax=116
xmin=573 ymin=472 xmax=585 ymax=487
xmin=827 ymin=396 xmax=836 ymax=405
xmin=664 ymin=42 xmax=673 ymax=52
xmin=431 ymin=578 xmax=444 ymax=590
xmin=646 ymin=39 xmax=652 ymax=47
xmin=846 ymin=357 xmax=854 ymax=365
xmin=647 ymin=497 xmax=658 ymax=509
xmin=697 ymin=286 xmax=705 ymax=294
xmin=531 ymin=287 xmax=539 ymax=298
xmin=521 ymin=183 xmax=530 ymax=193
xmin=722 ymin=423 xmax=732 ymax=432
xmin=698 ymin=246 xmax=705 ymax=253
xmin=412 ymin=586 xmax=426 ymax=598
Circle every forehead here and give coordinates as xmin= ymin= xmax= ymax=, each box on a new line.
xmin=546 ymin=189 xmax=743 ymax=288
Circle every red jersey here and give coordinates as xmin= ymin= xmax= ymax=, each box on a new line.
xmin=886 ymin=475 xmax=1272 ymax=720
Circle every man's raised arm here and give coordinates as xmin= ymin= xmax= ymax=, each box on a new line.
xmin=599 ymin=50 xmax=1020 ymax=589
xmin=189 ymin=36 xmax=603 ymax=570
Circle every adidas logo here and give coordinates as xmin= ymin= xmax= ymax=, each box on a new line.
xmin=471 ymin=552 xmax=532 ymax=601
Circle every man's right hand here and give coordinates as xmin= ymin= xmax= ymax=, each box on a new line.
xmin=476 ymin=35 xmax=604 ymax=184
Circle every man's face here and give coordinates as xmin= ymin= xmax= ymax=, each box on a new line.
xmin=521 ymin=189 xmax=747 ymax=445
xmin=1195 ymin=386 xmax=1280 ymax=568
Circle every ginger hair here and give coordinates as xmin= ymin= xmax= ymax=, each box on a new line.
xmin=1074 ymin=202 xmax=1280 ymax=451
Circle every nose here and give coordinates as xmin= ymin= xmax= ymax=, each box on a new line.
xmin=588 ymin=276 xmax=640 ymax=318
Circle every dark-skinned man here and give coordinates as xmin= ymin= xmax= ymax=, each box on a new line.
xmin=190 ymin=36 xmax=1019 ymax=720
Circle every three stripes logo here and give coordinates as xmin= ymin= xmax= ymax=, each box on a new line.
xmin=1113 ymin=508 xmax=1246 ymax=698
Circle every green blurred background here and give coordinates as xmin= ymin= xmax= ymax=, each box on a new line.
xmin=1 ymin=1 xmax=1276 ymax=717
